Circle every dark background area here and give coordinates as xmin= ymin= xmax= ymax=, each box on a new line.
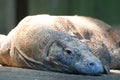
xmin=0 ymin=0 xmax=120 ymax=34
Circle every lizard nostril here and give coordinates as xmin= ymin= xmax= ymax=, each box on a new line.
xmin=89 ymin=62 xmax=95 ymax=66
xmin=65 ymin=49 xmax=72 ymax=55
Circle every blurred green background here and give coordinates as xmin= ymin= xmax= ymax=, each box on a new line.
xmin=0 ymin=0 xmax=120 ymax=34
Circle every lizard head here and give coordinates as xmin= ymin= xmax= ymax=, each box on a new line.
xmin=43 ymin=37 xmax=105 ymax=75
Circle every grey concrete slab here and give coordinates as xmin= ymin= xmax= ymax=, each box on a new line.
xmin=0 ymin=66 xmax=120 ymax=80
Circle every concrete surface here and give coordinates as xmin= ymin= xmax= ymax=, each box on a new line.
xmin=0 ymin=66 xmax=120 ymax=80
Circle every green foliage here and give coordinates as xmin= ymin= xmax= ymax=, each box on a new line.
xmin=29 ymin=0 xmax=120 ymax=25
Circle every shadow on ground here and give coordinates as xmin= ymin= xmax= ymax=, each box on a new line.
xmin=0 ymin=66 xmax=120 ymax=80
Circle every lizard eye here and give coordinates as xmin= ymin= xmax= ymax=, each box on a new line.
xmin=65 ymin=49 xmax=72 ymax=55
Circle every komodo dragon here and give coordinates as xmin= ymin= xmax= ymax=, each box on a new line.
xmin=25 ymin=15 xmax=119 ymax=69
xmin=13 ymin=15 xmax=119 ymax=69
xmin=0 ymin=15 xmax=119 ymax=75
xmin=0 ymin=18 xmax=108 ymax=75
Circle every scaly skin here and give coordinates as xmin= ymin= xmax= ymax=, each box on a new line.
xmin=22 ymin=15 xmax=118 ymax=69
xmin=0 ymin=15 xmax=119 ymax=75
xmin=13 ymin=15 xmax=113 ymax=69
xmin=0 ymin=17 xmax=105 ymax=75
xmin=0 ymin=34 xmax=11 ymax=66
xmin=108 ymin=28 xmax=120 ymax=69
